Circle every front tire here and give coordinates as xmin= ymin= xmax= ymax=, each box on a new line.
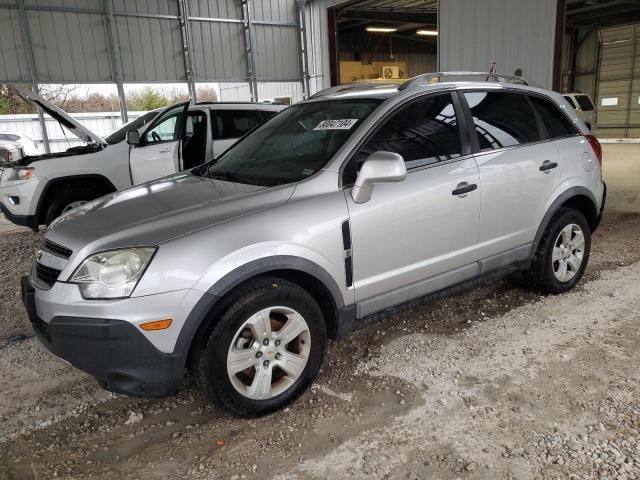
xmin=193 ymin=276 xmax=327 ymax=417
xmin=527 ymin=208 xmax=591 ymax=294
xmin=43 ymin=186 xmax=96 ymax=225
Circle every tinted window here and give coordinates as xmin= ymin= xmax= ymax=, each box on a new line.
xmin=576 ymin=95 xmax=594 ymax=111
xmin=529 ymin=96 xmax=578 ymax=138
xmin=0 ymin=133 xmax=20 ymax=142
xmin=563 ymin=95 xmax=577 ymax=108
xmin=357 ymin=93 xmax=461 ymax=170
xmin=464 ymin=91 xmax=541 ymax=150
xmin=213 ymin=110 xmax=264 ymax=140
xmin=202 ymin=99 xmax=381 ymax=186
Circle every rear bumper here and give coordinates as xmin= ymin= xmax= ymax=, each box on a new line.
xmin=22 ymin=277 xmax=184 ymax=397
xmin=593 ymin=181 xmax=606 ymax=231
xmin=0 ymin=202 xmax=38 ymax=229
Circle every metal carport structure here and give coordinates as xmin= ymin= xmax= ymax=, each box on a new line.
xmin=0 ymin=0 xmax=323 ymax=152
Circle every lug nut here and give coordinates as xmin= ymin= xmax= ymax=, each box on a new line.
xmin=274 ymin=339 xmax=281 ymax=347
xmin=263 ymin=338 xmax=269 ymax=346
xmin=263 ymin=360 xmax=270 ymax=367
xmin=255 ymin=351 xmax=263 ymax=358
xmin=275 ymin=353 xmax=281 ymax=360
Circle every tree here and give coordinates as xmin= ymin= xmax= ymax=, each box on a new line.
xmin=196 ymin=85 xmax=218 ymax=102
xmin=127 ymin=87 xmax=169 ymax=111
xmin=0 ymin=84 xmax=36 ymax=114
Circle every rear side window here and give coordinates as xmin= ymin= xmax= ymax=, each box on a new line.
xmin=0 ymin=133 xmax=20 ymax=142
xmin=529 ymin=96 xmax=578 ymax=139
xmin=464 ymin=91 xmax=540 ymax=150
xmin=576 ymin=95 xmax=594 ymax=111
xmin=213 ymin=110 xmax=264 ymax=140
xmin=356 ymin=93 xmax=462 ymax=170
xmin=563 ymin=95 xmax=577 ymax=108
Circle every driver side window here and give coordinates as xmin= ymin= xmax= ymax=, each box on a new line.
xmin=144 ymin=107 xmax=183 ymax=144
xmin=344 ymin=93 xmax=462 ymax=184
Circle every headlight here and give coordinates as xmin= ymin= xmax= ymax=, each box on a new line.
xmin=6 ymin=167 xmax=33 ymax=180
xmin=69 ymin=247 xmax=157 ymax=299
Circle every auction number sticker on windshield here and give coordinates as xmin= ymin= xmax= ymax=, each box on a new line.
xmin=314 ymin=119 xmax=358 ymax=130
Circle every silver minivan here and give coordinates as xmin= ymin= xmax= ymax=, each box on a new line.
xmin=23 ymin=73 xmax=606 ymax=417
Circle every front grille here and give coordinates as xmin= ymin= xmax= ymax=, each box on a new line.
xmin=35 ymin=262 xmax=61 ymax=288
xmin=43 ymin=239 xmax=72 ymax=258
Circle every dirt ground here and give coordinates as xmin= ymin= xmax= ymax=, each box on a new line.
xmin=1 ymin=145 xmax=639 ymax=480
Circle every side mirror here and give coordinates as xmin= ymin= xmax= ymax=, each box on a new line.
xmin=126 ymin=129 xmax=140 ymax=146
xmin=351 ymin=151 xmax=407 ymax=204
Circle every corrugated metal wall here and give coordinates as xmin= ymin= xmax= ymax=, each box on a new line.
xmin=439 ymin=0 xmax=557 ymax=89
xmin=0 ymin=110 xmax=147 ymax=151
xmin=0 ymin=0 xmax=307 ymax=87
xmin=575 ymin=30 xmax=599 ymax=99
xmin=596 ymin=24 xmax=640 ymax=138
xmin=304 ymin=0 xmax=333 ymax=93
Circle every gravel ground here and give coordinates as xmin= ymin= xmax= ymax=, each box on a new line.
xmin=1 ymin=189 xmax=640 ymax=479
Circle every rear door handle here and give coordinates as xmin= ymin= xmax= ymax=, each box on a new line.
xmin=539 ymin=160 xmax=558 ymax=173
xmin=452 ymin=182 xmax=478 ymax=196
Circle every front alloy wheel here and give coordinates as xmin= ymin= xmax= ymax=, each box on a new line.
xmin=227 ymin=306 xmax=311 ymax=400
xmin=194 ymin=276 xmax=326 ymax=417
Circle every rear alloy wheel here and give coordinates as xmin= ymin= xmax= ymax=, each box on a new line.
xmin=194 ymin=276 xmax=326 ymax=417
xmin=551 ymin=223 xmax=585 ymax=283
xmin=527 ymin=208 xmax=591 ymax=294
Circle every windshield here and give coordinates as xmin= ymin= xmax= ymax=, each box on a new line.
xmin=201 ymin=99 xmax=382 ymax=186
xmin=105 ymin=110 xmax=159 ymax=145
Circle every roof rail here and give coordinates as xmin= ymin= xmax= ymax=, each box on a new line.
xmin=311 ymin=81 xmax=402 ymax=98
xmin=398 ymin=71 xmax=536 ymax=91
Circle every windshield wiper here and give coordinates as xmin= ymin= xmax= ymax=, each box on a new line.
xmin=207 ymin=170 xmax=265 ymax=186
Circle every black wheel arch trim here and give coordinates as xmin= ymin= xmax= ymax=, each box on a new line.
xmin=530 ymin=186 xmax=600 ymax=259
xmin=36 ymin=174 xmax=118 ymax=223
xmin=173 ymin=255 xmax=355 ymax=371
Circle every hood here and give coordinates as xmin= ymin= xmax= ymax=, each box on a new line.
xmin=45 ymin=172 xmax=295 ymax=254
xmin=16 ymin=88 xmax=105 ymax=145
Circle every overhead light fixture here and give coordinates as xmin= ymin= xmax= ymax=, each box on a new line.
xmin=416 ymin=29 xmax=438 ymax=36
xmin=366 ymin=27 xmax=397 ymax=33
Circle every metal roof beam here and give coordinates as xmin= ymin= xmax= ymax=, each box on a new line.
xmin=339 ymin=9 xmax=437 ymax=24
xmin=16 ymin=0 xmax=50 ymax=153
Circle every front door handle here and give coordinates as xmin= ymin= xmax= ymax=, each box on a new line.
xmin=452 ymin=182 xmax=478 ymax=196
xmin=539 ymin=160 xmax=558 ymax=173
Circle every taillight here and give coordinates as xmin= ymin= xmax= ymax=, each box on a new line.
xmin=585 ymin=134 xmax=602 ymax=165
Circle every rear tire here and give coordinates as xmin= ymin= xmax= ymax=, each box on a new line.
xmin=43 ymin=186 xmax=96 ymax=225
xmin=193 ymin=276 xmax=327 ymax=417
xmin=526 ymin=208 xmax=591 ymax=294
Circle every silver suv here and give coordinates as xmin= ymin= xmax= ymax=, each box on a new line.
xmin=22 ymin=73 xmax=606 ymax=417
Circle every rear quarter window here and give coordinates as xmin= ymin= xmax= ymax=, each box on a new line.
xmin=529 ymin=95 xmax=579 ymax=139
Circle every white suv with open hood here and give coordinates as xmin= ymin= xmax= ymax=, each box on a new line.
xmin=0 ymin=89 xmax=284 ymax=230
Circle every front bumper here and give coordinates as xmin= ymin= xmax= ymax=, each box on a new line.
xmin=0 ymin=202 xmax=38 ymax=229
xmin=22 ymin=277 xmax=186 ymax=397
xmin=0 ymin=174 xmax=42 ymax=229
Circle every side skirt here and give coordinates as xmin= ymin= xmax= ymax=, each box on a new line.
xmin=352 ymin=261 xmax=528 ymax=332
